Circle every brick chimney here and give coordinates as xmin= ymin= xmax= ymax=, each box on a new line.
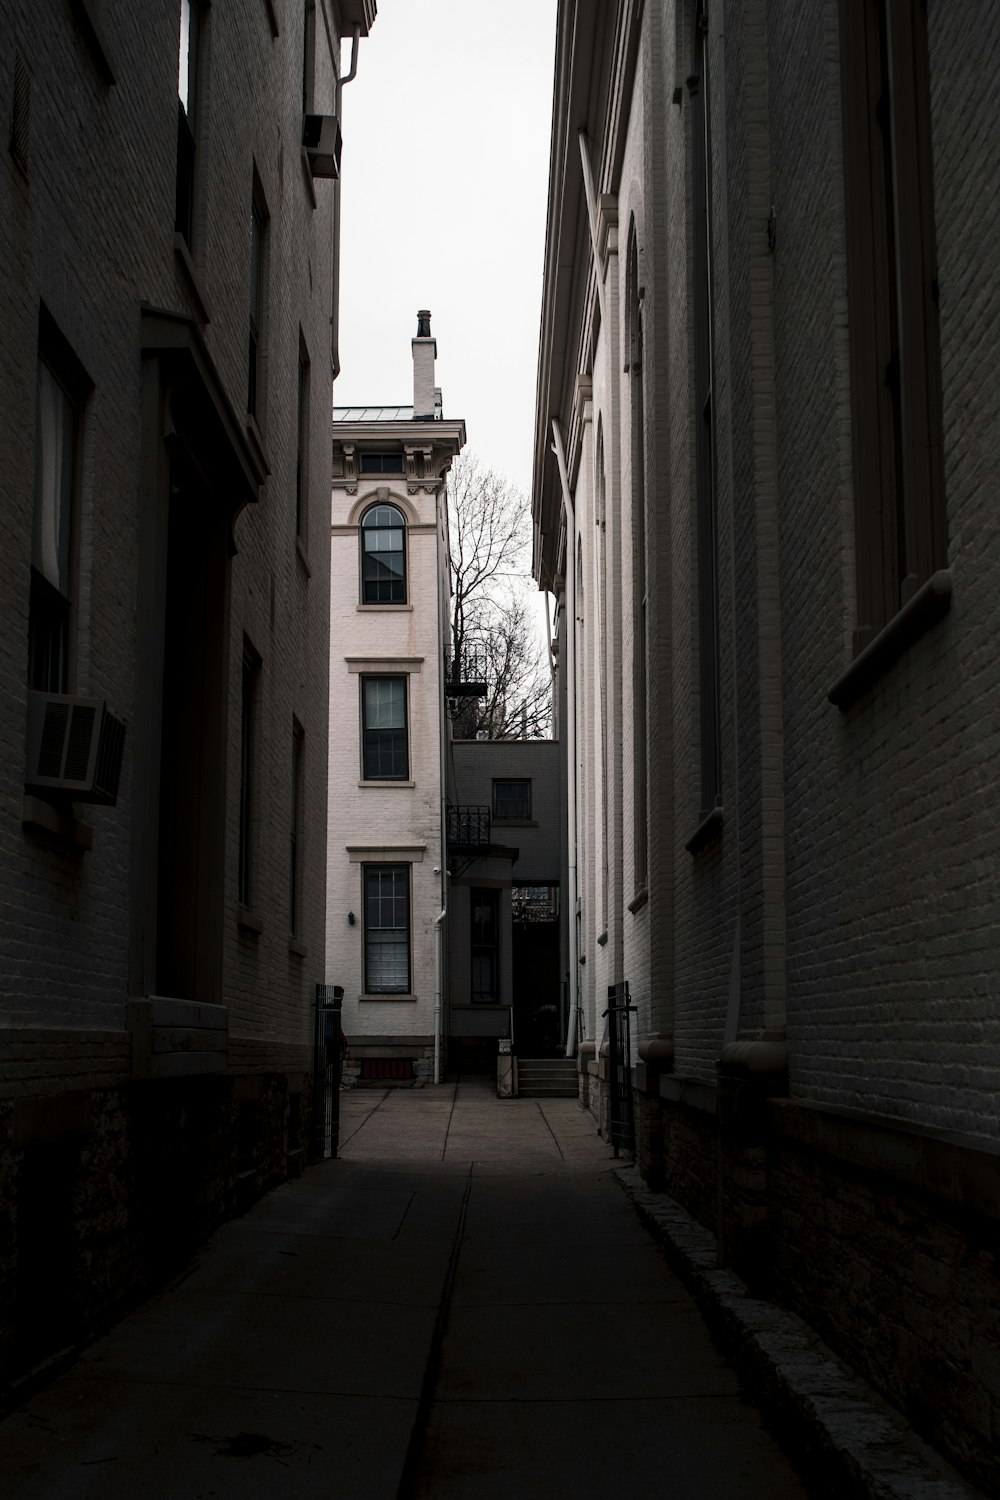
xmin=412 ymin=309 xmax=437 ymax=420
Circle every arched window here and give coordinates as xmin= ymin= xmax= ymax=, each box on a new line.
xmin=361 ymin=503 xmax=406 ymax=604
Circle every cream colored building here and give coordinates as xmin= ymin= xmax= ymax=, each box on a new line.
xmin=327 ymin=315 xmax=465 ymax=1084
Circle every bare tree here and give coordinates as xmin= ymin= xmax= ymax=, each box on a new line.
xmin=447 ymin=454 xmax=552 ymax=740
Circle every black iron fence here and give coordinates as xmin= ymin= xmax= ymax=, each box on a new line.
xmin=603 ymin=980 xmax=637 ymax=1158
xmin=313 ymin=984 xmax=343 ymax=1159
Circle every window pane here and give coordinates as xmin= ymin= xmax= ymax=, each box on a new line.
xmin=33 ymin=360 xmax=74 ymax=597
xmin=494 ymin=780 xmax=531 ymax=820
xmin=365 ymin=865 xmax=410 ymax=992
xmin=364 ymin=676 xmax=404 ymax=729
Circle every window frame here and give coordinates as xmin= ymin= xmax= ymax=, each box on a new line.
xmin=29 ymin=313 xmax=90 ymax=696
xmin=363 ymin=862 xmax=411 ymax=995
xmin=360 ymin=502 xmax=408 ymax=606
xmin=361 ymin=674 xmax=409 ymax=782
xmin=493 ymin=778 xmax=532 ymax=822
xmin=296 ymin=334 xmax=310 ymax=543
xmin=838 ymin=0 xmax=946 ymax=655
xmin=627 ymin=219 xmax=649 ymax=895
xmin=238 ymin=642 xmax=260 ymax=909
xmin=175 ymin=0 xmax=201 ymax=250
xmin=290 ymin=719 xmax=305 ymax=937
xmin=247 ymin=182 xmax=267 ymax=422
xmin=470 ymin=887 xmax=500 ymax=1002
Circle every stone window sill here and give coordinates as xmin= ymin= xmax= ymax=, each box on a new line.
xmin=295 ymin=536 xmax=311 ymax=578
xmin=237 ymin=905 xmax=264 ymax=935
xmin=597 ymin=930 xmax=608 ymax=947
xmin=359 ymin=993 xmax=418 ymax=1003
xmin=22 ymin=795 xmax=93 ymax=853
xmin=358 ymin=780 xmax=415 ymax=789
xmin=289 ymin=936 xmax=308 ymax=958
xmin=827 ymin=569 xmax=952 ymax=710
xmin=356 ymin=603 xmax=414 ymax=612
xmin=685 ymin=805 xmax=723 ymax=855
xmin=246 ymin=413 xmax=270 ymax=475
xmin=628 ymin=886 xmax=649 ymax=913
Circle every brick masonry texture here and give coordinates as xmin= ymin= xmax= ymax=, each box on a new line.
xmin=533 ymin=0 xmax=1000 ymax=1488
xmin=0 ymin=0 xmax=353 ymax=1385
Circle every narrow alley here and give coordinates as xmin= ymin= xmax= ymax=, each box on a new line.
xmin=0 ymin=1080 xmax=814 ymax=1499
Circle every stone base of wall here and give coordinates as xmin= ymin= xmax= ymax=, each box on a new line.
xmin=0 ymin=1070 xmax=312 ymax=1396
xmin=638 ymin=1079 xmax=1000 ymax=1494
xmin=340 ymin=1036 xmax=441 ymax=1089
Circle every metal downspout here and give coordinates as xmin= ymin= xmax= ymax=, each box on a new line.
xmin=552 ymin=419 xmax=578 ymax=1059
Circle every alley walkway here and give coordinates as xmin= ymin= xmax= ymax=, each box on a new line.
xmin=0 ymin=1078 xmax=814 ymax=1498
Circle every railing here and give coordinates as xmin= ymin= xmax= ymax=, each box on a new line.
xmin=447 ymin=803 xmax=491 ymax=847
xmin=603 ymin=980 xmax=637 ymax=1159
xmin=444 ymin=646 xmax=487 ymax=697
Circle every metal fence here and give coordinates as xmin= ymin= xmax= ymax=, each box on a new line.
xmin=603 ymin=980 xmax=636 ymax=1158
xmin=313 ymin=984 xmax=343 ymax=1159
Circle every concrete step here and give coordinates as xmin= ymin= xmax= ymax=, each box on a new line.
xmin=516 ymin=1058 xmax=579 ymax=1098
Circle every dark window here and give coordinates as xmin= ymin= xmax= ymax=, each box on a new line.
xmin=493 ymin=779 xmax=531 ymax=821
xmin=248 ymin=189 xmax=264 ymax=419
xmin=628 ymin=221 xmax=648 ymax=891
xmin=361 ymin=504 xmax=406 ymax=604
xmin=296 ymin=338 xmax=310 ymax=540
xmin=290 ymin=721 xmax=304 ymax=934
xmin=362 ymin=675 xmax=408 ymax=780
xmin=839 ymin=0 xmax=945 ymax=649
xmin=360 ymin=452 xmax=405 ymax=474
xmin=691 ymin=0 xmax=721 ymax=821
xmin=175 ymin=0 xmax=200 ymax=247
xmin=302 ymin=0 xmax=315 ymax=116
xmin=238 ymin=645 xmax=259 ymax=906
xmin=364 ymin=864 xmax=410 ymax=993
xmin=29 ymin=332 xmax=85 ymax=694
xmin=470 ymin=888 xmax=500 ymax=1001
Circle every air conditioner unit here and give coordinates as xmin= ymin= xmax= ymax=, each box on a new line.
xmin=303 ymin=114 xmax=342 ymax=179
xmin=25 ymin=691 xmax=126 ymax=805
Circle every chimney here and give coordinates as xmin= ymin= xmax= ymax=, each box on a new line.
xmin=412 ymin=308 xmax=437 ymax=420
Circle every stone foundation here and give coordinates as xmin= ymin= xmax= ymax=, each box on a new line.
xmin=638 ymin=1079 xmax=1000 ymax=1494
xmin=0 ymin=1071 xmax=312 ymax=1393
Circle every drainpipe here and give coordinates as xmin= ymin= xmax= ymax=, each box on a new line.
xmin=551 ymin=419 xmax=578 ymax=1059
xmin=434 ymin=903 xmax=446 ymax=1085
xmin=434 ymin=471 xmax=451 ymax=1085
xmin=331 ymin=27 xmax=361 ymax=382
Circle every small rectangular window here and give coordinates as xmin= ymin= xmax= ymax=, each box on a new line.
xmin=493 ymin=779 xmax=531 ymax=821
xmin=470 ymin=888 xmax=500 ymax=1001
xmin=248 ymin=189 xmax=265 ymax=419
xmin=290 ymin=720 xmax=304 ymax=935
xmin=362 ymin=676 xmax=408 ymax=780
xmin=360 ymin=453 xmax=405 ymax=475
xmin=238 ymin=644 xmax=260 ymax=907
xmin=364 ymin=864 xmax=410 ymax=993
xmin=296 ymin=337 xmax=310 ymax=540
xmin=175 ymin=0 xmax=200 ymax=247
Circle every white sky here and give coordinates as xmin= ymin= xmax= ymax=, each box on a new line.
xmin=335 ymin=0 xmax=558 ymax=500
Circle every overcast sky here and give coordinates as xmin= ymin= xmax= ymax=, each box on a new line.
xmin=335 ymin=0 xmax=558 ymax=500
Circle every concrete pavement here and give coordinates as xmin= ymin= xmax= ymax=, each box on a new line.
xmin=0 ymin=1078 xmax=816 ymax=1498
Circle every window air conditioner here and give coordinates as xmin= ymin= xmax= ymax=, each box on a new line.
xmin=26 ymin=691 xmax=126 ymax=805
xmin=303 ymin=114 xmax=342 ymax=179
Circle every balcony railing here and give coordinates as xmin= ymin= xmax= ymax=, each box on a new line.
xmin=444 ymin=646 xmax=487 ymax=698
xmin=447 ymin=803 xmax=491 ymax=847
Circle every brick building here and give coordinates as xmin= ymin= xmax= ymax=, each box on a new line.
xmin=0 ymin=0 xmax=375 ymax=1387
xmin=327 ymin=314 xmax=466 ymax=1086
xmin=532 ymin=0 xmax=1000 ymax=1489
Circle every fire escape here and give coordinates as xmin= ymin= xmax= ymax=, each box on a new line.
xmin=445 ymin=643 xmax=489 ymax=877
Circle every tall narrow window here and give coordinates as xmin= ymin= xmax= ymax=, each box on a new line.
xmin=290 ymin=721 xmax=304 ymax=935
xmin=364 ymin=864 xmax=410 ymax=993
xmin=175 ymin=0 xmax=200 ymax=247
xmin=471 ymin=888 xmax=500 ymax=1001
xmin=839 ymin=0 xmax=945 ymax=650
xmin=302 ymin=0 xmax=316 ymax=117
xmin=691 ymin=0 xmax=721 ymax=821
xmin=29 ymin=354 xmax=78 ymax=693
xmin=361 ymin=676 xmax=408 ymax=780
xmin=628 ymin=222 xmax=648 ymax=891
xmin=361 ymin=504 xmax=407 ymax=603
xmin=238 ymin=645 xmax=259 ymax=907
xmin=296 ymin=337 xmax=310 ymax=541
xmin=247 ymin=189 xmax=264 ymax=420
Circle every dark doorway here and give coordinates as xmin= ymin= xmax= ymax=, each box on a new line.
xmin=155 ymin=445 xmax=229 ymax=1000
xmin=511 ymin=883 xmax=561 ymax=1055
